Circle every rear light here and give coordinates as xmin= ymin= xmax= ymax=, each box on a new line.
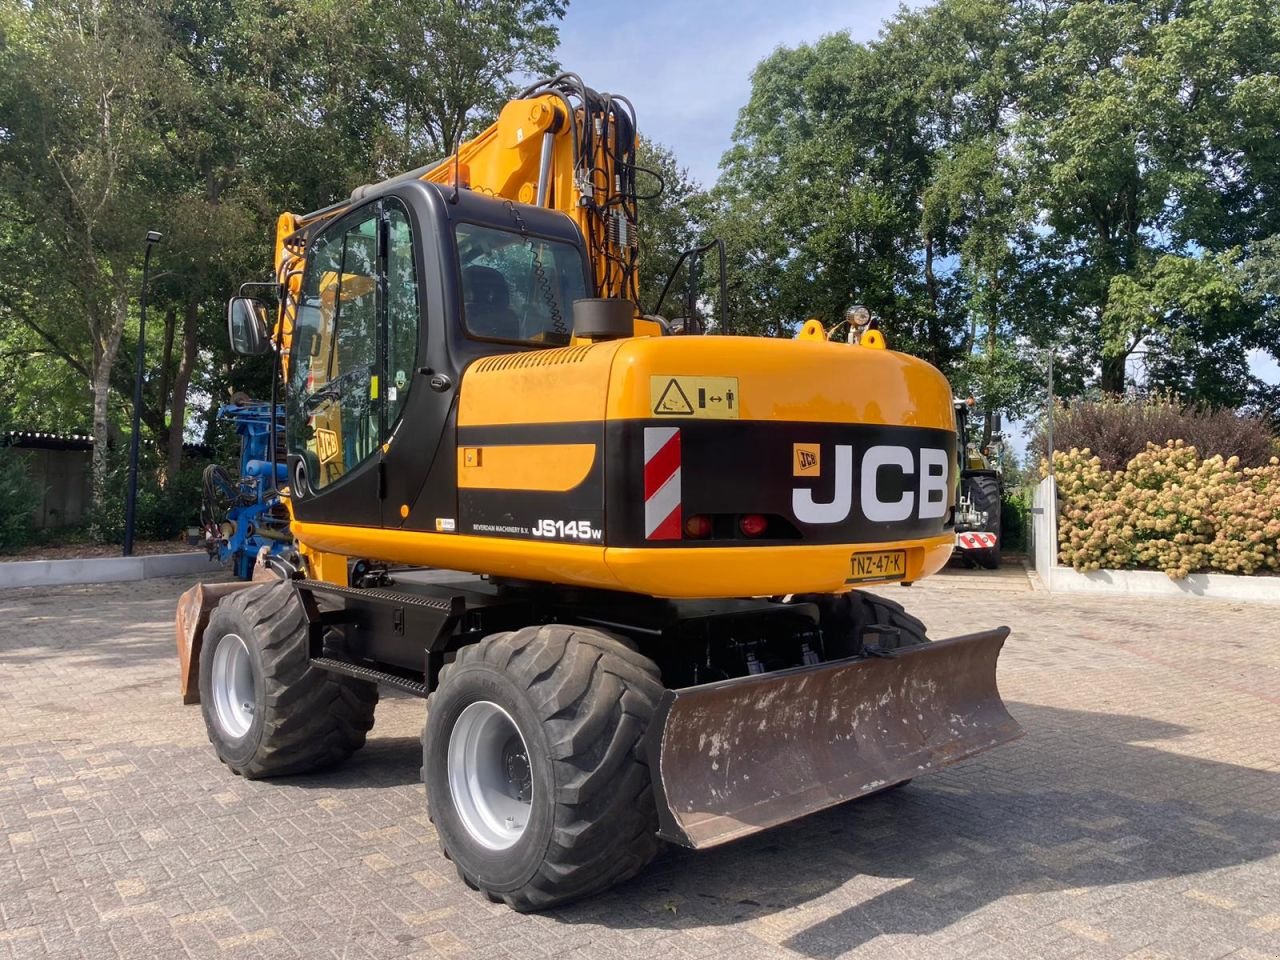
xmin=684 ymin=515 xmax=712 ymax=539
xmin=739 ymin=514 xmax=768 ymax=538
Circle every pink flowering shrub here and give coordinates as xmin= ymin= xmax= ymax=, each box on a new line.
xmin=1049 ymin=442 xmax=1280 ymax=579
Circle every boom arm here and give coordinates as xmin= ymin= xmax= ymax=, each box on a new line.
xmin=422 ymin=75 xmax=642 ymax=303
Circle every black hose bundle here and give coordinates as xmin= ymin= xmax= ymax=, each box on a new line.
xmin=517 ymin=74 xmax=653 ymax=306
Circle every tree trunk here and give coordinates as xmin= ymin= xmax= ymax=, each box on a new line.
xmin=165 ymin=297 xmax=199 ymax=485
xmin=158 ymin=306 xmax=176 ymax=427
xmin=155 ymin=307 xmax=176 ymax=484
xmin=90 ymin=289 xmax=130 ymax=515
xmin=1101 ymin=354 xmax=1127 ymax=394
xmin=923 ymin=234 xmax=940 ymax=365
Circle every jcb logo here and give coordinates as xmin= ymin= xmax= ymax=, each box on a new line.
xmin=793 ymin=443 xmax=820 ymax=476
xmin=314 ymin=428 xmax=339 ymax=464
xmin=792 ymin=444 xmax=950 ymax=524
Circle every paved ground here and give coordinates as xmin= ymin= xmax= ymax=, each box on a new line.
xmin=2 ymin=569 xmax=1278 ymax=960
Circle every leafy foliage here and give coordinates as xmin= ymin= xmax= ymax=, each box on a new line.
xmin=83 ymin=452 xmax=204 ymax=545
xmin=712 ymin=0 xmax=1280 ymax=417
xmin=0 ymin=443 xmax=39 ymax=553
xmin=1000 ymin=489 xmax=1030 ymax=553
xmin=0 ymin=0 xmax=568 ymax=512
xmin=634 ymin=137 xmax=704 ymax=318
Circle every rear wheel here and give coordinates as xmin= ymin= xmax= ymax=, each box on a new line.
xmin=791 ymin=589 xmax=930 ymax=658
xmin=424 ymin=624 xmax=664 ymax=911
xmin=199 ymin=581 xmax=378 ymax=778
xmin=961 ymin=473 xmax=1002 ymax=569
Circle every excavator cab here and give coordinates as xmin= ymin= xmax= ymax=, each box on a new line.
xmin=279 ymin=182 xmax=591 ymax=532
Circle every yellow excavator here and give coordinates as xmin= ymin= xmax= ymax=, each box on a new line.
xmin=178 ymin=74 xmax=1021 ymax=911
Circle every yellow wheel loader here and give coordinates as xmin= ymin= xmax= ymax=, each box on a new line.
xmin=177 ymin=74 xmax=1021 ymax=910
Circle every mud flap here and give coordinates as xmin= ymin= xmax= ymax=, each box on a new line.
xmin=175 ymin=581 xmax=258 ymax=704
xmin=647 ymin=628 xmax=1021 ymax=848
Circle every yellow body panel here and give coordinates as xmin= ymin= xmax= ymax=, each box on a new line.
xmin=291 ymin=519 xmax=951 ymax=598
xmin=459 ymin=334 xmax=953 ymax=430
xmin=458 ymin=443 xmax=597 ymax=491
xmin=604 ymin=336 xmax=953 ymax=427
xmin=288 ymin=333 xmax=957 ymax=598
xmin=460 ymin=343 xmax=625 ymax=426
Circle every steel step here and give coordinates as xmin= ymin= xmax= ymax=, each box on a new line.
xmin=311 ymin=656 xmax=428 ymax=698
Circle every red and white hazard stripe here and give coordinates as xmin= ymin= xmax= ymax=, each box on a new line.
xmin=956 ymin=532 xmax=998 ymax=550
xmin=643 ymin=427 xmax=681 ymax=540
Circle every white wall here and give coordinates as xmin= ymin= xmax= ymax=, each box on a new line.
xmin=1030 ymin=475 xmax=1058 ymax=588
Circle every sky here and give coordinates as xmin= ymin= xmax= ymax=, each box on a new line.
xmin=554 ymin=0 xmax=907 ymax=187
xmin=554 ymin=0 xmax=1279 ymax=441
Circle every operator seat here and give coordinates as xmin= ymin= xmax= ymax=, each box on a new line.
xmin=463 ymin=266 xmax=519 ymax=339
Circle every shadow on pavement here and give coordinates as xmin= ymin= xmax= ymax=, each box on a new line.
xmin=284 ymin=734 xmax=426 ymax=790
xmin=552 ymin=702 xmax=1280 ymax=957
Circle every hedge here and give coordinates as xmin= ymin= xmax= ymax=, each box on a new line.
xmin=1051 ymin=442 xmax=1280 ymax=579
xmin=0 ymin=445 xmax=39 ymax=553
xmin=1032 ymin=395 xmax=1276 ymax=472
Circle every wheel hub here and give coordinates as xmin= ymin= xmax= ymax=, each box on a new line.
xmin=502 ymin=737 xmax=532 ymax=803
xmin=447 ymin=701 xmax=533 ymax=851
xmin=210 ymin=632 xmax=256 ymax=739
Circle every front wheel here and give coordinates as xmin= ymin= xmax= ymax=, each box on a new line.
xmin=424 ymin=624 xmax=664 ymax=911
xmin=199 ymin=582 xmax=378 ymax=778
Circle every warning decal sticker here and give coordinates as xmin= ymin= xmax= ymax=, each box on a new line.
xmin=650 ymin=376 xmax=739 ymax=419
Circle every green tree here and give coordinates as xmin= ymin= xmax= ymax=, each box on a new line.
xmin=634 ymin=136 xmax=703 ymax=317
xmin=0 ymin=0 xmax=171 ymax=511
xmin=1019 ymin=0 xmax=1280 ymax=395
xmin=714 ymin=0 xmax=1280 ymax=424
xmin=371 ymin=0 xmax=567 ymax=171
xmin=0 ymin=0 xmax=573 ymax=520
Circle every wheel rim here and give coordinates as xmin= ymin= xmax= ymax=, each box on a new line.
xmin=211 ymin=632 xmax=256 ymax=739
xmin=447 ymin=701 xmax=533 ymax=851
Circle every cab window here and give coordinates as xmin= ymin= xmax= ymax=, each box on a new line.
xmin=289 ymin=210 xmax=379 ymax=490
xmin=456 ymin=223 xmax=587 ymax=346
xmin=386 ymin=205 xmax=418 ymax=428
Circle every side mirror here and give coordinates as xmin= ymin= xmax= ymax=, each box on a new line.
xmin=990 ymin=413 xmax=1004 ymax=432
xmin=227 ymin=297 xmax=272 ymax=356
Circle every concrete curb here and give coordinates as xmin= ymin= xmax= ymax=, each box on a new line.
xmin=1038 ymin=564 xmax=1280 ymax=604
xmin=0 ymin=552 xmax=218 ymax=589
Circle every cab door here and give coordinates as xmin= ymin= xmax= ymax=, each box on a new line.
xmin=286 ymin=204 xmax=384 ymax=527
xmin=378 ymin=197 xmax=454 ymax=528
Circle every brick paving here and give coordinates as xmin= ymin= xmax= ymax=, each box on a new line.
xmin=1 ymin=569 xmax=1278 ymax=960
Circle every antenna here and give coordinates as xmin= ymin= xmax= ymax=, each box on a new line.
xmin=449 ymin=147 xmax=461 ymax=205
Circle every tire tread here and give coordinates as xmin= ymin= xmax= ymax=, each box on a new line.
xmin=203 ymin=582 xmax=377 ymax=779
xmin=430 ymin=623 xmax=663 ymax=911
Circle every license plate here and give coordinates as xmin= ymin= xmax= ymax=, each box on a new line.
xmin=847 ymin=549 xmax=906 ymax=583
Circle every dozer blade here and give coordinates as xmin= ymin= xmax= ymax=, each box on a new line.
xmin=175 ymin=582 xmax=256 ymax=704
xmin=647 ymin=627 xmax=1021 ymax=848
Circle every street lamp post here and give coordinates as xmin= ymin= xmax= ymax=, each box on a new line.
xmin=1046 ymin=346 xmax=1055 ymax=480
xmin=123 ymin=230 xmax=164 ymax=557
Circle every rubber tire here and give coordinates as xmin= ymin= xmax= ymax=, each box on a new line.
xmin=199 ymin=581 xmax=378 ymax=778
xmin=853 ymin=590 xmax=930 ymax=647
xmin=961 ymin=473 xmax=1003 ymax=570
xmin=424 ymin=624 xmax=664 ymax=911
xmin=791 ymin=589 xmax=930 ymax=657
